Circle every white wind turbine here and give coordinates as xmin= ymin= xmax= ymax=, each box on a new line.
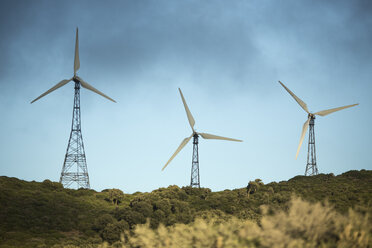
xmin=31 ymin=28 xmax=116 ymax=189
xmin=278 ymin=81 xmax=358 ymax=176
xmin=162 ymin=88 xmax=242 ymax=187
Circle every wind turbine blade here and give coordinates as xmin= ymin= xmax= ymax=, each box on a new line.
xmin=178 ymin=88 xmax=195 ymax=131
xmin=296 ymin=117 xmax=311 ymax=159
xmin=278 ymin=81 xmax=309 ymax=113
xmin=74 ymin=27 xmax=80 ymax=75
xmin=314 ymin=103 xmax=359 ymax=117
xmin=162 ymin=134 xmax=193 ymax=171
xmin=79 ymin=78 xmax=116 ymax=103
xmin=199 ymin=132 xmax=242 ymax=142
xmin=31 ymin=79 xmax=72 ymax=103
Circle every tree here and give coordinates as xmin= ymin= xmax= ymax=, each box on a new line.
xmin=101 ymin=220 xmax=129 ymax=243
xmin=247 ymin=179 xmax=264 ymax=197
xmin=107 ymin=189 xmax=125 ymax=206
xmin=255 ymin=178 xmax=264 ymax=185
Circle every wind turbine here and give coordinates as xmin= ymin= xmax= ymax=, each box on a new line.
xmin=31 ymin=28 xmax=116 ymax=189
xmin=162 ymin=88 xmax=242 ymax=187
xmin=278 ymin=81 xmax=358 ymax=176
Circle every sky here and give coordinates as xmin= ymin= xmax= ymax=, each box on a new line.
xmin=0 ymin=0 xmax=371 ymax=193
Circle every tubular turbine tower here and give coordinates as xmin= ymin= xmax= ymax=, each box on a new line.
xmin=31 ymin=28 xmax=116 ymax=188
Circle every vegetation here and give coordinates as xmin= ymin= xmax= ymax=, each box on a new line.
xmin=107 ymin=197 xmax=370 ymax=248
xmin=0 ymin=170 xmax=371 ymax=247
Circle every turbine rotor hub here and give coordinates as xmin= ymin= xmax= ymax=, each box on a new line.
xmin=308 ymin=113 xmax=315 ymax=119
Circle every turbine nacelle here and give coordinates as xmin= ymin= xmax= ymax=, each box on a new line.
xmin=73 ymin=76 xmax=80 ymax=83
xmin=308 ymin=113 xmax=315 ymax=119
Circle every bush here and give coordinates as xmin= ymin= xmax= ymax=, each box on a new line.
xmin=105 ymin=196 xmax=371 ymax=248
xmin=1 ymin=170 xmax=371 ymax=247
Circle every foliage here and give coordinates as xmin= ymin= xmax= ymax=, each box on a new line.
xmin=101 ymin=196 xmax=371 ymax=248
xmin=246 ymin=178 xmax=264 ymax=197
xmin=103 ymin=189 xmax=125 ymax=206
xmin=0 ymin=170 xmax=371 ymax=247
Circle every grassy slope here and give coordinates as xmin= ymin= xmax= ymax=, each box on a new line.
xmin=0 ymin=170 xmax=371 ymax=247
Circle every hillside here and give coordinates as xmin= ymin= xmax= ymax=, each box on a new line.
xmin=0 ymin=170 xmax=371 ymax=247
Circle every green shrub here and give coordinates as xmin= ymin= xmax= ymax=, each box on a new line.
xmin=0 ymin=170 xmax=371 ymax=247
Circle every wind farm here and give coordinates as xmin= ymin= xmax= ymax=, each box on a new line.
xmin=0 ymin=1 xmax=371 ymax=247
xmin=2 ymin=3 xmax=365 ymax=193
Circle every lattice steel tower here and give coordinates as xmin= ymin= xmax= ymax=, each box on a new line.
xmin=305 ymin=115 xmax=318 ymax=176
xmin=190 ymin=133 xmax=200 ymax=188
xmin=60 ymin=79 xmax=90 ymax=188
xmin=31 ymin=28 xmax=116 ymax=189
xmin=278 ymin=81 xmax=358 ymax=176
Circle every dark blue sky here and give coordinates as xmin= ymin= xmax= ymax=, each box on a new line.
xmin=0 ymin=0 xmax=371 ymax=192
